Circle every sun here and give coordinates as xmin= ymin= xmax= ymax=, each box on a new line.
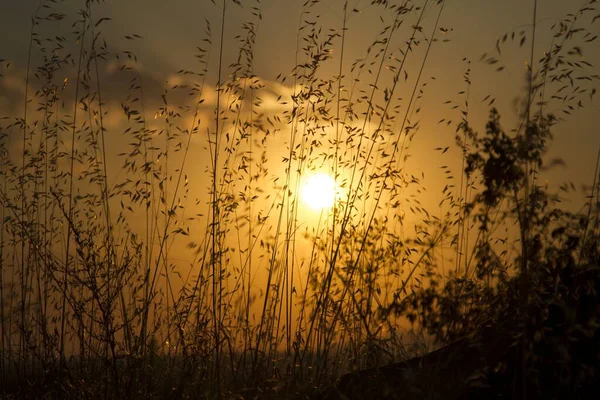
xmin=301 ymin=172 xmax=337 ymax=211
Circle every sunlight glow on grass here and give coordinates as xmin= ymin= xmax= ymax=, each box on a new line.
xmin=301 ymin=172 xmax=337 ymax=211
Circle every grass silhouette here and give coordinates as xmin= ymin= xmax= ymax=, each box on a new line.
xmin=0 ymin=0 xmax=599 ymax=398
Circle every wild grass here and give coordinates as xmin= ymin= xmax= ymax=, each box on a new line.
xmin=0 ymin=0 xmax=599 ymax=398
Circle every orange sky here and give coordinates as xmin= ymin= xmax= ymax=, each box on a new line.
xmin=2 ymin=0 xmax=598 ymax=212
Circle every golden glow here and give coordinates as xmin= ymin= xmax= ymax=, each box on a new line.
xmin=301 ymin=172 xmax=336 ymax=211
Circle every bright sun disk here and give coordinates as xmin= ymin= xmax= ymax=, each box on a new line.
xmin=301 ymin=172 xmax=336 ymax=211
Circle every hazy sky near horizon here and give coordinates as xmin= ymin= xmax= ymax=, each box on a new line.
xmin=1 ymin=0 xmax=599 ymax=210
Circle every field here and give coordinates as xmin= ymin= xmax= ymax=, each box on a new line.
xmin=1 ymin=0 xmax=599 ymax=398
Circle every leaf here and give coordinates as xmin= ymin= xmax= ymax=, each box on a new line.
xmin=95 ymin=17 xmax=112 ymax=27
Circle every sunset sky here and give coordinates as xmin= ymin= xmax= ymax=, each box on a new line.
xmin=1 ymin=0 xmax=598 ymax=211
